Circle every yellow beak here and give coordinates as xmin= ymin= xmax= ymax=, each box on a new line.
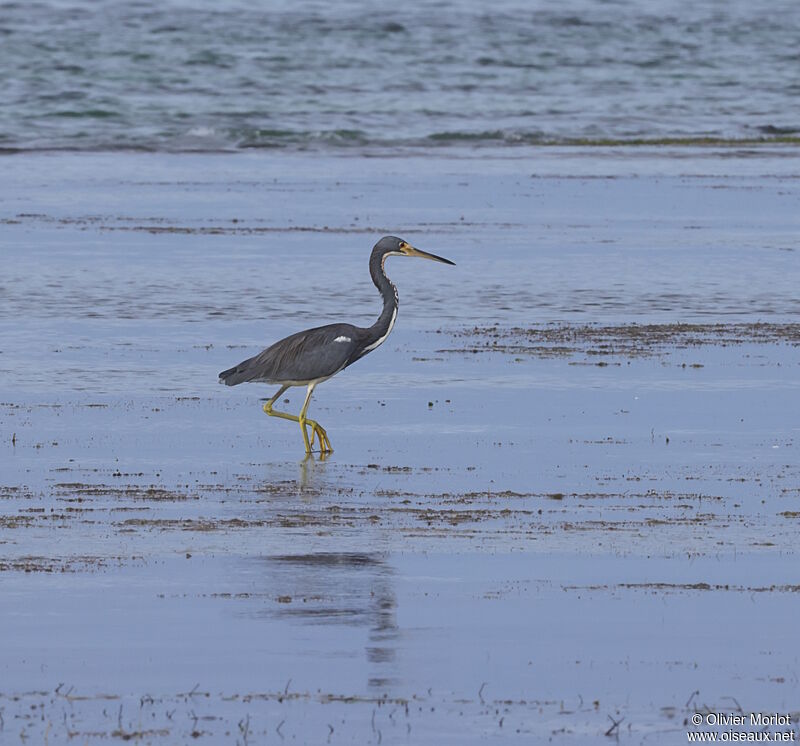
xmin=402 ymin=244 xmax=456 ymax=265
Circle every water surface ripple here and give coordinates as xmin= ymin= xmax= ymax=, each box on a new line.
xmin=2 ymin=0 xmax=800 ymax=152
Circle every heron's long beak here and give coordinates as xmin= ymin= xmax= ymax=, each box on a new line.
xmin=403 ymin=245 xmax=456 ymax=266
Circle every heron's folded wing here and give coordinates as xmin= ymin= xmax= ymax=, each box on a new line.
xmin=247 ymin=324 xmax=359 ymax=383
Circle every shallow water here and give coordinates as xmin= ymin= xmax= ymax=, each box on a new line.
xmin=3 ymin=0 xmax=800 ymax=151
xmin=2 ymin=149 xmax=799 ymax=345
xmin=1 ymin=149 xmax=799 ymax=744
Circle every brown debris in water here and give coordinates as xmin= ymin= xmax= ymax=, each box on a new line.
xmin=441 ymin=322 xmax=800 ymax=359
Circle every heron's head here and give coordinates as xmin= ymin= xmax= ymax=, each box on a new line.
xmin=373 ymin=236 xmax=455 ymax=266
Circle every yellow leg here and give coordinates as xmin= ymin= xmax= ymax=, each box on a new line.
xmin=298 ymin=383 xmax=333 ymax=454
xmin=262 ymin=384 xmax=332 ymax=454
xmin=262 ymin=385 xmax=308 ymax=450
xmin=306 ymin=417 xmax=332 ymax=453
xmin=262 ymin=385 xmax=289 ymax=416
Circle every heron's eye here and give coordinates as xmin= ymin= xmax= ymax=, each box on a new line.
xmin=399 ymin=242 xmax=408 ymax=250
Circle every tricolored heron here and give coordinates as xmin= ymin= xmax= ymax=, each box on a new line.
xmin=219 ymin=236 xmax=455 ymax=453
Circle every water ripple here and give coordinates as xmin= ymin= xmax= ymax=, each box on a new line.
xmin=2 ymin=0 xmax=800 ymax=152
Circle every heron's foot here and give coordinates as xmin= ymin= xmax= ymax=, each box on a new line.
xmin=306 ymin=418 xmax=333 ymax=453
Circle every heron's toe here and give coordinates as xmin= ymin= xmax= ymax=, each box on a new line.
xmin=316 ymin=425 xmax=332 ymax=453
xmin=301 ymin=418 xmax=331 ymax=453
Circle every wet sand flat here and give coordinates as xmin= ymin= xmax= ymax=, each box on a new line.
xmin=1 ymin=148 xmax=799 ymax=744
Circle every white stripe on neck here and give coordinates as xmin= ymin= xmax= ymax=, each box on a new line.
xmin=363 ymin=305 xmax=397 ymax=353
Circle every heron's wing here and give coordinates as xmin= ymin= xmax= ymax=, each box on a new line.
xmin=219 ymin=324 xmax=361 ymax=386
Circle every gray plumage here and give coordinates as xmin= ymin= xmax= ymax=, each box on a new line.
xmin=219 ymin=322 xmax=365 ymax=386
xmin=218 ymin=236 xmax=454 ymax=453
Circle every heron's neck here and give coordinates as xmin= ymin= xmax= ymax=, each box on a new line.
xmin=362 ymin=251 xmax=399 ymax=351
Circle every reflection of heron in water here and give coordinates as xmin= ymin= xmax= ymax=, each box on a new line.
xmin=298 ymin=453 xmax=320 ymax=491
xmin=259 ymin=552 xmax=398 ymax=688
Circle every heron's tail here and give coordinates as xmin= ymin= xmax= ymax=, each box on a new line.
xmin=218 ymin=360 xmax=253 ymax=386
